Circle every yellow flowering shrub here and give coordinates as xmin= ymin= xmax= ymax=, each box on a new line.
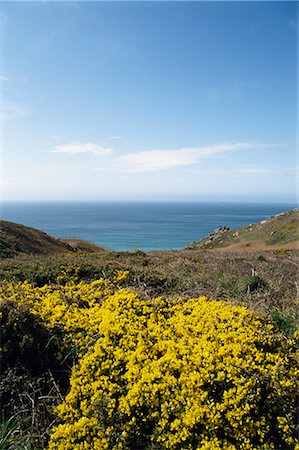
xmin=0 ymin=273 xmax=124 ymax=354
xmin=0 ymin=276 xmax=298 ymax=450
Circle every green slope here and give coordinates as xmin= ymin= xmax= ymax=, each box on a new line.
xmin=186 ymin=208 xmax=299 ymax=250
xmin=0 ymin=220 xmax=73 ymax=258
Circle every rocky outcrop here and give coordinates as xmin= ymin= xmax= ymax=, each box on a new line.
xmin=186 ymin=208 xmax=299 ymax=251
xmin=203 ymin=226 xmax=231 ymax=244
xmin=187 ymin=225 xmax=230 ymax=249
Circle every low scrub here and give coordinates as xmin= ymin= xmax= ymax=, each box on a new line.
xmin=1 ymin=275 xmax=298 ymax=449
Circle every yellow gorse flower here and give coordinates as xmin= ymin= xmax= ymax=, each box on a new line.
xmin=0 ymin=274 xmax=298 ymax=450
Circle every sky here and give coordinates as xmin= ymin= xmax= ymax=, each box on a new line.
xmin=0 ymin=1 xmax=298 ymax=202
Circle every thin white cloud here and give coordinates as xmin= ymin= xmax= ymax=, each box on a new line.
xmin=190 ymin=167 xmax=272 ymax=175
xmin=119 ymin=142 xmax=258 ymax=173
xmin=0 ymin=101 xmax=29 ymax=120
xmin=51 ymin=142 xmax=113 ymax=156
xmin=237 ymin=168 xmax=271 ymax=175
xmin=0 ymin=75 xmax=8 ymax=81
xmin=120 ymin=148 xmax=199 ymax=172
xmin=108 ymin=135 xmax=123 ymax=140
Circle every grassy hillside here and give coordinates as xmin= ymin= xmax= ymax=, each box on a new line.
xmin=1 ymin=208 xmax=298 ymax=258
xmin=186 ymin=208 xmax=299 ymax=250
xmin=0 ymin=211 xmax=298 ymax=449
xmin=0 ymin=221 xmax=104 ymax=258
xmin=0 ymin=241 xmax=298 ymax=321
xmin=0 ymin=220 xmax=71 ymax=258
xmin=0 ymin=211 xmax=298 ymax=319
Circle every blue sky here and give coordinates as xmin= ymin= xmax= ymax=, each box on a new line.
xmin=0 ymin=1 xmax=297 ymax=202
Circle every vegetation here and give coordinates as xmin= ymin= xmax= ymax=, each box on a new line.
xmin=187 ymin=208 xmax=299 ymax=250
xmin=1 ymin=275 xmax=298 ymax=450
xmin=0 ymin=213 xmax=298 ymax=449
xmin=0 ymin=220 xmax=104 ymax=259
xmin=0 ymin=220 xmax=71 ymax=258
xmin=0 ymin=248 xmax=297 ymax=326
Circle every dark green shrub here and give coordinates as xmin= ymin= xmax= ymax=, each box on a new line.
xmin=0 ymin=300 xmax=71 ymax=448
xmin=271 ymin=308 xmax=295 ymax=335
xmin=0 ymin=300 xmax=64 ymax=376
xmin=238 ymin=275 xmax=267 ymax=294
xmin=257 ymin=255 xmax=267 ymax=262
xmin=216 ymin=280 xmax=239 ymax=297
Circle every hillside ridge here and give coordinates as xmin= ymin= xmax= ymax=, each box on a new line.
xmin=0 ymin=220 xmax=72 ymax=258
xmin=1 ymin=208 xmax=298 ymax=258
xmin=0 ymin=220 xmax=104 ymax=258
xmin=186 ymin=208 xmax=299 ymax=251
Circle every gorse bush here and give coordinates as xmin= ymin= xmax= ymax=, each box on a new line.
xmin=0 ymin=297 xmax=71 ymax=448
xmin=0 ymin=275 xmax=298 ymax=450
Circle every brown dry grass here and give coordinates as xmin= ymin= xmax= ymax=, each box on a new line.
xmin=0 ymin=247 xmax=298 ymax=325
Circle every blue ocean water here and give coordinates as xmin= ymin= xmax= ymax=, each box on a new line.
xmin=0 ymin=202 xmax=296 ymax=251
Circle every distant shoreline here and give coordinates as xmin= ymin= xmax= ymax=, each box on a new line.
xmin=1 ymin=203 xmax=297 ymax=253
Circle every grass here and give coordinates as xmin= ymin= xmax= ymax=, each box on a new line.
xmin=187 ymin=208 xmax=299 ymax=249
xmin=0 ymin=221 xmax=71 ymax=258
xmin=0 ymin=248 xmax=298 ymax=323
xmin=0 ymin=211 xmax=298 ymax=449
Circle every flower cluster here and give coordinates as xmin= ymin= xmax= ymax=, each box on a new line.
xmin=0 ymin=275 xmax=298 ymax=450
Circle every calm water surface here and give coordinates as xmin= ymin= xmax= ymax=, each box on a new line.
xmin=0 ymin=202 xmax=296 ymax=251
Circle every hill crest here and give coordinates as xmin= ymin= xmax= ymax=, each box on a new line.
xmin=186 ymin=208 xmax=299 ymax=251
xmin=0 ymin=221 xmax=104 ymax=258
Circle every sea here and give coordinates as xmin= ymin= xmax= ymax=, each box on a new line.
xmin=0 ymin=202 xmax=296 ymax=251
